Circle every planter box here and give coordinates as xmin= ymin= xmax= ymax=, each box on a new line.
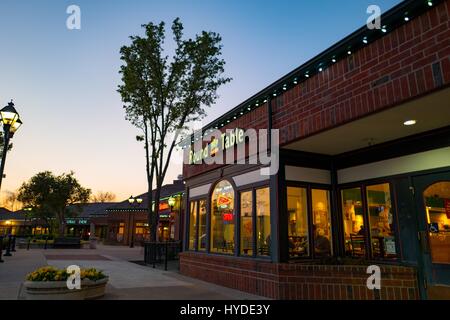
xmin=21 ymin=277 xmax=108 ymax=300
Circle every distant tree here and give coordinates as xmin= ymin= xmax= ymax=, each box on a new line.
xmin=118 ymin=18 xmax=231 ymax=241
xmin=91 ymin=191 xmax=116 ymax=203
xmin=1 ymin=190 xmax=22 ymax=211
xmin=17 ymin=171 xmax=91 ymax=236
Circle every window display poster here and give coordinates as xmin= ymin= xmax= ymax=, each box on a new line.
xmin=445 ymin=199 xmax=450 ymax=219
xmin=385 ymin=238 xmax=396 ymax=255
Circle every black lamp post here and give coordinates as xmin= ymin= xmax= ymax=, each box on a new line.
xmin=0 ymin=101 xmax=22 ymax=193
xmin=128 ymin=196 xmax=142 ymax=248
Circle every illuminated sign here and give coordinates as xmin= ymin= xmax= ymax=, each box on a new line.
xmin=223 ymin=213 xmax=234 ymax=221
xmin=65 ymin=219 xmax=89 ymax=225
xmin=217 ymin=195 xmax=232 ymax=208
xmin=159 ymin=202 xmax=170 ymax=211
xmin=189 ymin=128 xmax=245 ymax=165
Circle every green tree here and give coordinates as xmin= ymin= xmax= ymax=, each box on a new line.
xmin=17 ymin=171 xmax=91 ymax=236
xmin=118 ymin=18 xmax=231 ymax=241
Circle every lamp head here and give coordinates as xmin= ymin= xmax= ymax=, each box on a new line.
xmin=168 ymin=196 xmax=176 ymax=208
xmin=0 ymin=101 xmax=20 ymax=127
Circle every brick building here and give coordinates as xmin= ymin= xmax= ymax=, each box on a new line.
xmin=180 ymin=0 xmax=450 ymax=299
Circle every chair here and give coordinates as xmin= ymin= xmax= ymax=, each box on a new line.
xmin=349 ymin=234 xmax=365 ymax=257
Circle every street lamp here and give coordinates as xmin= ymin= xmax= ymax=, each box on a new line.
xmin=0 ymin=101 xmax=22 ymax=192
xmin=127 ymin=195 xmax=143 ymax=248
xmin=168 ymin=196 xmax=176 ymax=211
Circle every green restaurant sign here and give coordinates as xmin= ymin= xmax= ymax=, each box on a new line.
xmin=65 ymin=218 xmax=89 ymax=225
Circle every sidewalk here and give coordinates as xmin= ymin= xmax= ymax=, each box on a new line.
xmin=0 ymin=245 xmax=266 ymax=300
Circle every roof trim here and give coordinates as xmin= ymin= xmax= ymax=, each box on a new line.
xmin=182 ymin=0 xmax=442 ymax=146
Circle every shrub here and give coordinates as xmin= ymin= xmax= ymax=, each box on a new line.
xmin=26 ymin=266 xmax=106 ymax=281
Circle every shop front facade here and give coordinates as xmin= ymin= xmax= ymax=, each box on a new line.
xmin=180 ymin=0 xmax=450 ymax=300
xmin=102 ymin=179 xmax=185 ymax=246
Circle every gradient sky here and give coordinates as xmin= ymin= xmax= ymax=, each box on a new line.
xmin=0 ymin=0 xmax=401 ymax=202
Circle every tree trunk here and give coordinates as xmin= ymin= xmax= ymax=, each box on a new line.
xmin=58 ymin=221 xmax=65 ymax=237
xmin=57 ymin=211 xmax=65 ymax=237
xmin=153 ymin=186 xmax=162 ymax=242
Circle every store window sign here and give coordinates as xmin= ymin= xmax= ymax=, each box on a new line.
xmin=223 ymin=213 xmax=234 ymax=221
xmin=159 ymin=202 xmax=169 ymax=211
xmin=445 ymin=199 xmax=450 ymax=219
xmin=217 ymin=195 xmax=232 ymax=208
xmin=189 ymin=128 xmax=245 ymax=165
xmin=66 ymin=219 xmax=88 ymax=225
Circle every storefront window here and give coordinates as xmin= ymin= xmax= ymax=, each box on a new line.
xmin=312 ymin=189 xmax=332 ymax=257
xmin=423 ymin=181 xmax=450 ymax=264
xmin=366 ymin=183 xmax=397 ymax=259
xmin=135 ymin=222 xmax=149 ymax=242
xmin=342 ymin=188 xmax=365 ymax=257
xmin=189 ymin=201 xmax=197 ymax=250
xmin=198 ymin=200 xmax=207 ymax=251
xmin=240 ymin=191 xmax=253 ymax=256
xmin=211 ymin=180 xmax=235 ymax=254
xmin=256 ymin=188 xmax=270 ymax=256
xmin=287 ymin=187 xmax=309 ymax=258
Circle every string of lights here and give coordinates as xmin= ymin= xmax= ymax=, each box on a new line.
xmin=181 ymin=0 xmax=439 ymax=148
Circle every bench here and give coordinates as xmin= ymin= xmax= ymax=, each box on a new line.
xmin=53 ymin=237 xmax=81 ymax=249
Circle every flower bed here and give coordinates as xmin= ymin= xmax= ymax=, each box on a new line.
xmin=21 ymin=266 xmax=108 ymax=300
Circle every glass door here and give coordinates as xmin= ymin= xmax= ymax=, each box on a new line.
xmin=413 ymin=172 xmax=450 ymax=299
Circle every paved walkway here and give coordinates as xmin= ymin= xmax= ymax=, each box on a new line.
xmin=0 ymin=245 xmax=265 ymax=300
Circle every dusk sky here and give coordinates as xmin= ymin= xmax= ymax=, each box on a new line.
xmin=0 ymin=0 xmax=401 ymax=202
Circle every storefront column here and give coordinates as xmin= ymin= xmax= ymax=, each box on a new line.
xmin=277 ymin=162 xmax=289 ymax=263
xmin=89 ymin=222 xmax=96 ymax=249
xmin=183 ymin=187 xmax=190 ymax=251
xmin=270 ymin=165 xmax=285 ymax=263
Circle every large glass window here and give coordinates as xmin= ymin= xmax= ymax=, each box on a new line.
xmin=312 ymin=189 xmax=332 ymax=257
xmin=240 ymin=191 xmax=253 ymax=256
xmin=423 ymin=181 xmax=450 ymax=264
xmin=188 ymin=201 xmax=197 ymax=250
xmin=366 ymin=183 xmax=397 ymax=259
xmin=287 ymin=187 xmax=309 ymax=258
xmin=256 ymin=188 xmax=271 ymax=256
xmin=211 ymin=180 xmax=235 ymax=254
xmin=341 ymin=188 xmax=366 ymax=257
xmin=198 ymin=200 xmax=207 ymax=251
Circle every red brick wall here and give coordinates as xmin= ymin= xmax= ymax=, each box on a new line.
xmin=183 ymin=104 xmax=268 ymax=179
xmin=275 ymin=0 xmax=450 ymax=145
xmin=183 ymin=0 xmax=450 ymax=179
xmin=180 ymin=252 xmax=420 ymax=300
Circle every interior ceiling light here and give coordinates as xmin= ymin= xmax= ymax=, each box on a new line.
xmin=403 ymin=120 xmax=417 ymax=126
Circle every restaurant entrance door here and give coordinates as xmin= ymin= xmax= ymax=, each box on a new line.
xmin=413 ymin=171 xmax=450 ymax=299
